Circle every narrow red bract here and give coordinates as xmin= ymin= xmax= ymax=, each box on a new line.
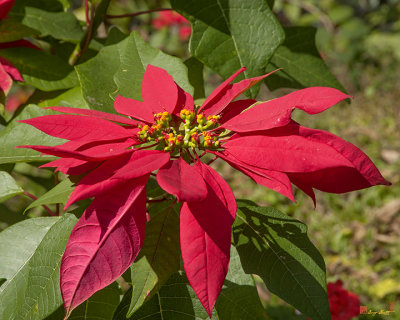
xmin=19 ymin=64 xmax=389 ymax=318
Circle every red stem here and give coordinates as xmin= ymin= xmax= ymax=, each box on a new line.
xmin=206 ymin=156 xmax=218 ymax=165
xmin=106 ymin=8 xmax=173 ymax=19
xmin=198 ymin=151 xmax=207 ymax=158
xmin=84 ymin=0 xmax=90 ymax=25
xmin=24 ymin=191 xmax=57 ymax=216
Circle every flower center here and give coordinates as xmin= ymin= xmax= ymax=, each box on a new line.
xmin=137 ymin=109 xmax=223 ymax=152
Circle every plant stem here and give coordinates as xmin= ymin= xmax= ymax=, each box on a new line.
xmin=24 ymin=191 xmax=57 ymax=217
xmin=106 ymin=8 xmax=172 ymax=19
xmin=69 ymin=0 xmax=111 ymax=66
xmin=206 ymin=156 xmax=217 ymax=165
xmin=84 ymin=0 xmax=90 ymax=25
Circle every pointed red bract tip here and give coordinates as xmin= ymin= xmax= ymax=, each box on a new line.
xmin=222 ymin=86 xmax=351 ymax=132
xmin=181 ymin=163 xmax=236 ymax=317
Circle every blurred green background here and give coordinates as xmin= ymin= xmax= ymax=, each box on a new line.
xmin=2 ymin=0 xmax=400 ymax=318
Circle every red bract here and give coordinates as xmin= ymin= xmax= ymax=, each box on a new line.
xmin=0 ymin=0 xmax=39 ymax=94
xmin=18 ymin=65 xmax=389 ymax=318
xmin=152 ymin=10 xmax=191 ymax=40
xmin=327 ymin=280 xmax=360 ymax=320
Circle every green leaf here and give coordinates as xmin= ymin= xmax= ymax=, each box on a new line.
xmin=75 ymin=42 xmax=121 ymax=114
xmin=0 ymin=18 xmax=38 ymax=43
xmin=0 ymin=279 xmax=5 ymax=286
xmin=114 ymin=32 xmax=193 ymax=100
xmin=127 ymin=203 xmax=180 ymax=316
xmin=0 ymin=171 xmax=24 ymax=203
xmin=233 ymin=206 xmax=331 ymax=320
xmin=184 ymin=57 xmax=205 ymax=100
xmin=0 ymin=217 xmax=59 ymax=284
xmin=113 ymin=271 xmax=214 ymax=320
xmin=171 ymin=0 xmax=284 ymax=98
xmin=117 ymin=247 xmax=265 ymax=319
xmin=38 ymin=87 xmax=89 ymax=109
xmin=76 ymin=31 xmax=193 ymax=114
xmin=0 ymin=214 xmax=78 ymax=319
xmin=0 ymin=47 xmax=79 ymax=91
xmin=0 ymin=105 xmax=64 ymax=164
xmin=11 ymin=0 xmax=64 ymax=13
xmin=9 ymin=7 xmax=83 ymax=42
xmin=24 ymin=179 xmax=74 ymax=213
xmin=146 ymin=177 xmax=165 ymax=198
xmin=265 ymin=27 xmax=346 ymax=92
xmin=68 ymin=282 xmax=120 ymax=320
xmin=215 ymin=246 xmax=267 ymax=319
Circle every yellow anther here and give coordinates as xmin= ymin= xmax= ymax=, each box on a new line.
xmin=162 ymin=111 xmax=169 ymax=116
xmin=143 ymin=125 xmax=149 ymax=131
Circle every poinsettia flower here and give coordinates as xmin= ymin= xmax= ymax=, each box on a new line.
xmin=308 ymin=280 xmax=359 ymax=320
xmin=152 ymin=10 xmax=191 ymax=40
xmin=0 ymin=0 xmax=39 ymax=95
xmin=327 ymin=280 xmax=360 ymax=320
xmin=18 ymin=65 xmax=389 ymax=318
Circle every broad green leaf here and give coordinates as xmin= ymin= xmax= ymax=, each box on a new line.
xmin=38 ymin=87 xmax=89 ymax=109
xmin=24 ymin=179 xmax=74 ymax=213
xmin=76 ymin=31 xmax=193 ymax=114
xmin=113 ymin=271 xmax=215 ymax=320
xmin=9 ymin=7 xmax=83 ymax=42
xmin=232 ymin=206 xmax=331 ymax=320
xmin=0 ymin=47 xmax=79 ymax=91
xmin=215 ymin=246 xmax=267 ymax=320
xmin=68 ymin=282 xmax=120 ymax=320
xmin=265 ymin=27 xmax=346 ymax=92
xmin=171 ymin=0 xmax=284 ymax=98
xmin=0 ymin=217 xmax=59 ymax=285
xmin=0 ymin=171 xmax=23 ymax=203
xmin=128 ymin=202 xmax=180 ymax=316
xmin=184 ymin=57 xmax=205 ymax=100
xmin=0 ymin=18 xmax=37 ymax=43
xmin=0 ymin=105 xmax=63 ymax=164
xmin=0 ymin=214 xmax=77 ymax=319
xmin=0 ymin=279 xmax=5 ymax=286
xmin=75 ymin=41 xmax=121 ymax=114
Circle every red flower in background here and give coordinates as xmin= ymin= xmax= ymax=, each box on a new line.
xmin=0 ymin=0 xmax=38 ymax=95
xmin=19 ymin=65 xmax=389 ymax=318
xmin=152 ymin=10 xmax=191 ymax=40
xmin=328 ymin=280 xmax=360 ymax=320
